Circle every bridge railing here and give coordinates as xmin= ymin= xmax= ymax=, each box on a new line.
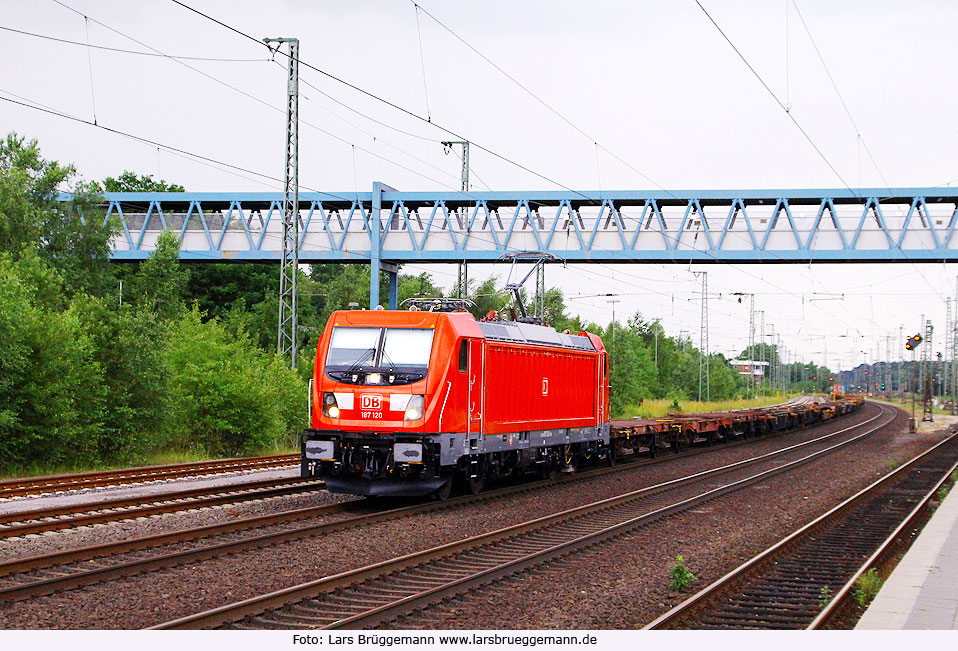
xmin=60 ymin=187 xmax=958 ymax=263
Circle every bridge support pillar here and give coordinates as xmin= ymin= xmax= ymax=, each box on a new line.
xmin=369 ymin=182 xmax=398 ymax=309
xmin=369 ymin=259 xmax=380 ymax=308
xmin=388 ymin=271 xmax=398 ymax=309
xmin=380 ymin=261 xmax=399 ymax=310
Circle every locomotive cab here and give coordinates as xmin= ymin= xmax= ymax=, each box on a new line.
xmin=302 ymin=308 xmax=610 ymax=498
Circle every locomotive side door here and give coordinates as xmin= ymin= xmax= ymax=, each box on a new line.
xmin=467 ymin=338 xmax=484 ymax=438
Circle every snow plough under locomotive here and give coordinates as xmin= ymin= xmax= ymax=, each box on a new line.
xmin=301 ymin=305 xmax=862 ymax=498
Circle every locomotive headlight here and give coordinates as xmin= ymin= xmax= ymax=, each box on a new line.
xmin=322 ymin=392 xmax=340 ymax=418
xmin=366 ymin=372 xmax=382 ymax=385
xmin=404 ymin=395 xmax=424 ymax=421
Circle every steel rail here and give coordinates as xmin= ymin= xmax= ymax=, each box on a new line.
xmin=0 ymin=397 xmax=857 ymax=597
xmin=0 ymin=476 xmax=324 ymax=539
xmin=150 ymin=404 xmax=892 ymax=629
xmin=0 ymin=410 xmax=838 ymax=601
xmin=809 ymin=447 xmax=958 ymax=629
xmin=0 ymin=401 xmax=880 ymax=601
xmin=0 ymin=440 xmax=762 ymax=600
xmin=0 ymin=454 xmax=299 ymax=498
xmin=0 ymin=397 xmax=811 ymax=500
xmin=643 ymin=426 xmax=957 ymax=630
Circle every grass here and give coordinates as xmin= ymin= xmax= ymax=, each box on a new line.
xmin=853 ymin=569 xmax=884 ymax=608
xmin=871 ymin=395 xmax=958 ymax=416
xmin=0 ymin=443 xmax=300 ymax=481
xmin=618 ymin=393 xmax=801 ymax=420
xmin=937 ymin=469 xmax=958 ymax=502
xmin=669 ymin=555 xmax=696 ymax=593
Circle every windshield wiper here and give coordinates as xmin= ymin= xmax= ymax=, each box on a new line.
xmin=343 ymin=349 xmax=376 ymax=375
xmin=380 ymin=349 xmax=397 ymax=373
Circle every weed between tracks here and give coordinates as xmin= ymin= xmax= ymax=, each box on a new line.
xmin=936 ymin=470 xmax=958 ymax=503
xmin=669 ymin=555 xmax=696 ymax=593
xmin=819 ymin=586 xmax=833 ymax=608
xmin=853 ymin=569 xmax=884 ymax=608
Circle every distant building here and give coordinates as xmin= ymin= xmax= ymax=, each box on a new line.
xmin=730 ymin=360 xmax=769 ymax=381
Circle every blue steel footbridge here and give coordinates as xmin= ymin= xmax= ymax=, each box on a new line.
xmin=73 ymin=184 xmax=958 ymax=307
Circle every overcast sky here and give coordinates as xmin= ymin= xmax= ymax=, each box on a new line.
xmin=2 ymin=0 xmax=956 ymax=371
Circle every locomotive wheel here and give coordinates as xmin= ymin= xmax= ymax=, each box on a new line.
xmin=433 ymin=479 xmax=452 ymax=501
xmin=539 ymin=464 xmax=558 ymax=480
xmin=467 ymin=474 xmax=485 ymax=495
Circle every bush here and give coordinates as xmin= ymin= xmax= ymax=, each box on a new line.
xmin=0 ymin=255 xmax=105 ymax=469
xmin=71 ymin=296 xmax=169 ymax=462
xmin=163 ymin=308 xmax=305 ymax=456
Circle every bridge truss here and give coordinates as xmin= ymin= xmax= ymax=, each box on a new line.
xmin=73 ymin=185 xmax=958 ymax=308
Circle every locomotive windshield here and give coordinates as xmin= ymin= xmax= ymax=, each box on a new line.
xmin=382 ymin=328 xmax=434 ymax=367
xmin=325 ymin=327 xmax=435 ymax=385
xmin=326 ymin=327 xmax=380 ymax=367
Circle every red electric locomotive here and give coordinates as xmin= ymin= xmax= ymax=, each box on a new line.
xmin=301 ymin=305 xmax=610 ymax=498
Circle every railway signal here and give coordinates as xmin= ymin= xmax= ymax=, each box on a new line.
xmin=905 ymin=334 xmax=922 ymax=350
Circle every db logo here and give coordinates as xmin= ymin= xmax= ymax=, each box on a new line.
xmin=360 ymin=394 xmax=383 ymax=410
xmin=542 ymin=378 xmax=549 ymax=396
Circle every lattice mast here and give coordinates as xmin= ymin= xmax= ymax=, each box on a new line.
xmin=953 ymin=278 xmax=958 ymax=414
xmin=885 ymin=334 xmax=892 ymax=395
xmin=758 ymin=309 xmax=765 ymax=397
xmin=443 ymin=141 xmax=471 ymax=299
xmin=266 ymin=37 xmax=300 ymax=368
xmin=900 ymin=324 xmax=906 ymax=403
xmin=922 ymin=318 xmax=934 ymax=422
xmin=947 ymin=298 xmax=954 ymax=410
xmin=696 ymin=272 xmax=710 ymax=402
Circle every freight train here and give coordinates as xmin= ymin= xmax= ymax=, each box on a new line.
xmin=301 ymin=304 xmax=862 ymax=498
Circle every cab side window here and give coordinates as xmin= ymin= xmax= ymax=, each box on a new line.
xmin=459 ymin=340 xmax=468 ymax=372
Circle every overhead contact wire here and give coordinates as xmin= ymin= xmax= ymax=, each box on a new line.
xmin=169 ymin=0 xmax=589 ymax=197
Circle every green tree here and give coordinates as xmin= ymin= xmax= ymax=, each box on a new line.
xmin=0 ymin=133 xmax=114 ymax=298
xmin=398 ymin=271 xmax=444 ymax=306
xmin=99 ymin=171 xmax=184 ymax=193
xmin=130 ymin=230 xmax=190 ymax=321
xmin=707 ymin=353 xmax=743 ymax=400
xmin=185 ymin=262 xmax=277 ymax=322
xmin=466 ymin=276 xmax=511 ymax=318
xmin=541 ymin=287 xmax=583 ymax=332
xmin=604 ymin=320 xmax=657 ymax=416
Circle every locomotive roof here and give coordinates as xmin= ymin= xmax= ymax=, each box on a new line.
xmin=476 ymin=321 xmax=596 ymax=351
xmin=327 ymin=310 xmax=599 ymax=352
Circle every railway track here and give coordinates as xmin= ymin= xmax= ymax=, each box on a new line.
xmin=151 ymin=403 xmax=897 ymax=629
xmin=0 ymin=476 xmax=324 ymax=539
xmin=0 ymin=402 xmax=879 ymax=606
xmin=0 ymin=396 xmax=816 ymax=538
xmin=0 ymin=454 xmax=299 ymax=499
xmin=645 ymin=428 xmax=958 ymax=630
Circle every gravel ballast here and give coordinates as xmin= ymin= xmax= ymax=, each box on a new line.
xmin=390 ymin=406 xmax=949 ymax=629
xmin=0 ymin=402 xmax=935 ymax=629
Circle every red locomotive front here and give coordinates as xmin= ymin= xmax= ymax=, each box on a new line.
xmin=301 ymin=307 xmax=610 ymax=498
